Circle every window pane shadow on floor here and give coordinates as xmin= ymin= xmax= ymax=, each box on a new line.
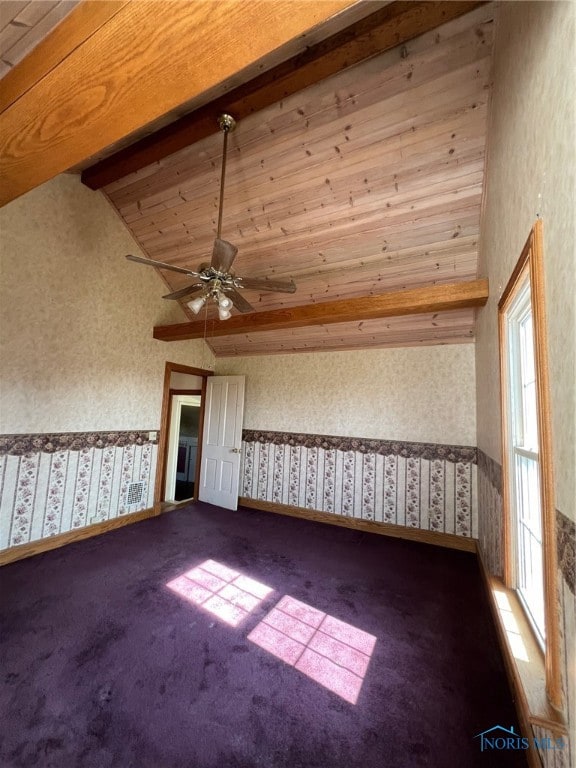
xmin=248 ymin=595 xmax=376 ymax=704
xmin=167 ymin=559 xmax=274 ymax=627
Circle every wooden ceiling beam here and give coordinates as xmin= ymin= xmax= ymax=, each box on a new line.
xmin=153 ymin=279 xmax=489 ymax=341
xmin=82 ymin=0 xmax=485 ymax=190
xmin=0 ymin=0 xmax=359 ymax=207
xmin=0 ymin=1 xmax=127 ymax=114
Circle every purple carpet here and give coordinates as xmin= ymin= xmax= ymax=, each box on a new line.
xmin=1 ymin=503 xmax=526 ymax=767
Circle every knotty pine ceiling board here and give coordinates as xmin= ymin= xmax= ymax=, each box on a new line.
xmin=207 ymin=308 xmax=476 ymax=357
xmin=0 ymin=0 xmax=79 ymax=78
xmin=69 ymin=1 xmax=392 ymax=174
xmin=106 ymin=4 xmax=494 ymax=355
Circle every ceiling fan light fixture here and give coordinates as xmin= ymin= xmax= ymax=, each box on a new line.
xmin=218 ymin=305 xmax=232 ymax=321
xmin=217 ymin=292 xmax=232 ymax=310
xmin=188 ymin=294 xmax=207 ymax=314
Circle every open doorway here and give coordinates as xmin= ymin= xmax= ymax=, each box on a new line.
xmin=165 ymin=393 xmax=202 ymax=502
xmin=155 ymin=362 xmax=214 ymax=512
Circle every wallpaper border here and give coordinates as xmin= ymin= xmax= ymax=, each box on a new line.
xmin=242 ymin=430 xmax=477 ymax=464
xmin=477 ymin=448 xmax=575 ymax=594
xmin=477 ymin=448 xmax=502 ymax=493
xmin=0 ymin=431 xmax=159 ymax=456
xmin=557 ymin=509 xmax=575 ymax=596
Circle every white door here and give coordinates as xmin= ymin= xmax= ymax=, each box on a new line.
xmin=164 ymin=394 xmax=201 ymax=501
xmin=199 ymin=376 xmax=245 ymax=510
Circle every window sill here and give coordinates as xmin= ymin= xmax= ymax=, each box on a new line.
xmin=478 ymin=552 xmax=566 ymax=737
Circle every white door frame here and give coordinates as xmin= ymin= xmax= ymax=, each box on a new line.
xmin=164 ymin=394 xmax=202 ymax=501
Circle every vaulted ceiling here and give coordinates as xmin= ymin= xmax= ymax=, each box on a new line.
xmin=0 ymin=0 xmax=79 ymax=77
xmin=1 ymin=1 xmax=495 ymax=357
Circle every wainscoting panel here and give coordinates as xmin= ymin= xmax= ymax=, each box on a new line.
xmin=477 ymin=449 xmax=504 ymax=578
xmin=551 ymin=510 xmax=575 ymax=768
xmin=241 ymin=431 xmax=478 ymax=538
xmin=0 ymin=432 xmax=158 ymax=550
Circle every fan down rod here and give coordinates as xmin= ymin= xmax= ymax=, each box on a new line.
xmin=216 ymin=114 xmax=236 ymax=240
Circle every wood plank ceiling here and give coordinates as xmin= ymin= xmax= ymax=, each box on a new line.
xmin=0 ymin=2 xmax=493 ymax=357
xmin=0 ymin=0 xmax=79 ymax=78
xmin=1 ymin=0 xmax=364 ymax=205
xmin=104 ymin=3 xmax=494 ymax=356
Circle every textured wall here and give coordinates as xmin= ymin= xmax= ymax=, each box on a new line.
xmin=241 ymin=431 xmax=477 ymax=538
xmin=0 ymin=432 xmax=157 ymax=549
xmin=478 ymin=448 xmax=575 ymax=768
xmin=217 ymin=345 xmax=476 ymax=447
xmin=475 ymin=1 xmax=575 ymax=516
xmin=475 ymin=4 xmax=575 ymax=763
xmin=0 ymin=174 xmax=214 ymax=434
xmin=477 ymin=450 xmax=503 ymax=578
xmin=0 ymin=174 xmax=214 ymax=552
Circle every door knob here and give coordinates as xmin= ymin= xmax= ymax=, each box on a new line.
xmin=231 ymin=447 xmax=241 ymax=453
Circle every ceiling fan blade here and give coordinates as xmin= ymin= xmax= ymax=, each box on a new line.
xmin=211 ymin=238 xmax=238 ymax=272
xmin=162 ymin=283 xmax=205 ymax=301
xmin=236 ymin=276 xmax=297 ymax=294
xmin=126 ymin=254 xmax=199 ymax=277
xmin=224 ymin=288 xmax=255 ymax=314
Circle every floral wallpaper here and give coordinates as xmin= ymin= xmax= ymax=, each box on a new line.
xmin=533 ymin=564 xmax=575 ymax=768
xmin=0 ymin=173 xmax=212 ymax=436
xmin=477 ymin=450 xmax=575 ymax=768
xmin=0 ymin=432 xmax=157 ymax=550
xmin=216 ymin=344 xmax=477 ymax=447
xmin=241 ymin=430 xmax=477 ymax=538
xmin=0 ymin=431 xmax=156 ymax=455
xmin=557 ymin=512 xmax=575 ymax=596
xmin=475 ymin=1 xmax=575 ymax=518
xmin=474 ymin=6 xmax=575 ymax=761
xmin=477 ymin=449 xmax=503 ymax=578
xmin=242 ymin=430 xmax=477 ymax=463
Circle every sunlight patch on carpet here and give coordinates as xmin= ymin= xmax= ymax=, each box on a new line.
xmin=248 ymin=596 xmax=376 ymax=704
xmin=166 ymin=559 xmax=273 ymax=627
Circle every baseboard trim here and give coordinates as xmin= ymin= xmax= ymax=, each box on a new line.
xmin=476 ymin=546 xmax=566 ymax=764
xmin=0 ymin=507 xmax=157 ymax=566
xmin=239 ymin=497 xmax=477 ymax=553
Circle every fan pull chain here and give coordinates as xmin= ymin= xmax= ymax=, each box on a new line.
xmin=201 ymin=300 xmax=210 ymax=370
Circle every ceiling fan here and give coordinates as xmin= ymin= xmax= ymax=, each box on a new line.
xmin=125 ymin=113 xmax=296 ymax=320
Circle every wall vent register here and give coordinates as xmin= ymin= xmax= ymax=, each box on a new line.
xmin=125 ymin=482 xmax=145 ymax=506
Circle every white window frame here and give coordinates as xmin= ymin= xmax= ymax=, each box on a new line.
xmin=505 ymin=280 xmax=545 ymax=646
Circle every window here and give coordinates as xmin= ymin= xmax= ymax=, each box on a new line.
xmin=505 ymin=280 xmax=545 ymax=644
xmin=498 ymin=220 xmax=561 ymax=708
